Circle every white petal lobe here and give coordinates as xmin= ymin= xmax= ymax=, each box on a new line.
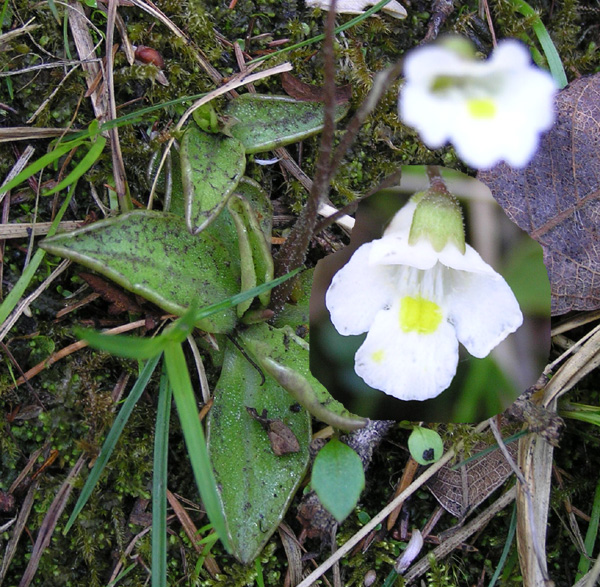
xmin=354 ymin=300 xmax=459 ymax=401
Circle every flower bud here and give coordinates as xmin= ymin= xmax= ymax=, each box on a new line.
xmin=408 ymin=190 xmax=466 ymax=254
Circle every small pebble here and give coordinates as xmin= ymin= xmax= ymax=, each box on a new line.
xmin=363 ymin=569 xmax=376 ymax=586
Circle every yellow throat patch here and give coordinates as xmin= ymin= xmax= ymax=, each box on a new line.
xmin=466 ymin=97 xmax=497 ymax=119
xmin=399 ymin=296 xmax=443 ymax=334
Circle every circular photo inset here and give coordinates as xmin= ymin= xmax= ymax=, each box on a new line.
xmin=310 ymin=166 xmax=550 ymax=422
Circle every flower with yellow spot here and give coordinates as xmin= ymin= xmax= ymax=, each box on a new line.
xmin=325 ymin=187 xmax=523 ymax=401
xmin=398 ymin=38 xmax=557 ymax=169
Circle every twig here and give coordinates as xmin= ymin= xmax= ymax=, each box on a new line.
xmin=296 ymin=420 xmax=490 ymax=587
xmin=0 ymin=145 xmax=35 ymax=207
xmin=489 ymin=417 xmax=550 ymax=582
xmin=105 ymin=2 xmax=130 ymax=211
xmin=270 ymin=1 xmax=339 ymax=314
xmin=402 ymin=486 xmax=517 ymax=582
xmin=18 ymin=456 xmax=86 ymax=587
xmin=0 ymin=480 xmax=40 ymax=582
xmin=67 ymin=0 xmax=107 ymax=120
xmin=0 ymin=221 xmax=83 ymax=239
xmin=313 ymin=167 xmax=403 ymax=234
xmin=0 ymin=259 xmax=71 ymax=344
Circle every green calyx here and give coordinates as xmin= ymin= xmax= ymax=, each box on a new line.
xmin=408 ymin=190 xmax=466 ymax=254
xmin=438 ymin=35 xmax=476 ymax=60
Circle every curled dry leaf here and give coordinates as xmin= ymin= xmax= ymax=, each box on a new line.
xmin=245 ymin=407 xmax=301 ymax=456
xmin=426 ymin=435 xmax=518 ymax=518
xmin=306 ymin=0 xmax=407 ymax=19
xmin=478 ymin=73 xmax=600 ymax=315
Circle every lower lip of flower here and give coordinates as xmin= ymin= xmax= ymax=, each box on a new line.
xmin=399 ymin=295 xmax=443 ymax=334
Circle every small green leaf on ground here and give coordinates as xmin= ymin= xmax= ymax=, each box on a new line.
xmin=408 ymin=427 xmax=443 ymax=465
xmin=311 ymin=438 xmax=365 ymax=523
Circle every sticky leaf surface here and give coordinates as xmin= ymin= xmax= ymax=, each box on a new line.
xmin=226 ymin=94 xmax=349 ymax=154
xmin=181 ymin=126 xmax=246 ymax=233
xmin=239 ymin=323 xmax=367 ymax=431
xmin=40 ymin=211 xmax=240 ymax=332
xmin=207 ymin=339 xmax=310 ymax=563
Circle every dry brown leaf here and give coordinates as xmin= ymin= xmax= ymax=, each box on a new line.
xmin=281 ymin=72 xmax=351 ymax=104
xmin=478 ymin=73 xmax=600 ymax=315
xmin=79 ymin=272 xmax=143 ymax=315
xmin=426 ymin=437 xmax=517 ymax=518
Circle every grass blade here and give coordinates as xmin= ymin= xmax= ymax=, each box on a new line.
xmin=576 ymin=476 xmax=600 ymax=579
xmin=488 ymin=502 xmax=517 ymax=587
xmin=507 ymin=0 xmax=567 ymax=88
xmin=0 ymin=139 xmax=83 ymax=196
xmin=42 ymin=136 xmax=106 ymax=197
xmin=106 ymin=563 xmax=137 ymax=587
xmin=152 ymin=366 xmax=171 ymax=587
xmin=77 ymin=268 xmax=302 ymax=357
xmin=63 ymin=354 xmax=162 ymax=534
xmin=75 ymin=327 xmax=168 ymax=359
xmin=191 ymin=267 xmax=302 ymax=324
xmin=163 ymin=340 xmax=231 ymax=552
xmin=0 ymin=187 xmax=74 ymax=326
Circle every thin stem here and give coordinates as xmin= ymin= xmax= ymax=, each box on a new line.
xmin=425 ymin=165 xmax=450 ymax=195
xmin=270 ymin=0 xmax=338 ymax=314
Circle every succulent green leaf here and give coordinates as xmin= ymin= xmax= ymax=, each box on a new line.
xmin=207 ymin=339 xmax=310 ymax=563
xmin=228 ymin=194 xmax=274 ymax=310
xmin=407 ymin=426 xmax=444 ymax=465
xmin=181 ymin=125 xmax=246 ymax=234
xmin=235 ymin=176 xmax=273 ymax=244
xmin=239 ymin=323 xmax=367 ymax=431
xmin=226 ymin=94 xmax=350 ymax=154
xmin=311 ymin=438 xmax=365 ymax=523
xmin=40 ymin=211 xmax=240 ymax=333
xmin=226 ymin=198 xmax=256 ymax=317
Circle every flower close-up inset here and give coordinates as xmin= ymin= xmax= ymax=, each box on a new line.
xmin=398 ymin=38 xmax=557 ymax=169
xmin=325 ymin=189 xmax=523 ymax=402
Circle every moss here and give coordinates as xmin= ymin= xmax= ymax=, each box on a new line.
xmin=1 ymin=0 xmax=599 ymax=584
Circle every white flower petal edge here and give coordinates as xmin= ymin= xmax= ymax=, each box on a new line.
xmin=355 ymin=299 xmax=459 ymax=401
xmin=369 ymin=228 xmax=498 ymax=278
xmin=325 ymin=242 xmax=397 ymax=336
xmin=447 ymin=270 xmax=523 ymax=358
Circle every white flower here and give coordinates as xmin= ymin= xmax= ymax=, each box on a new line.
xmin=398 ymin=38 xmax=557 ymax=169
xmin=325 ymin=196 xmax=523 ymax=401
xmin=306 ymin=0 xmax=407 ymax=19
